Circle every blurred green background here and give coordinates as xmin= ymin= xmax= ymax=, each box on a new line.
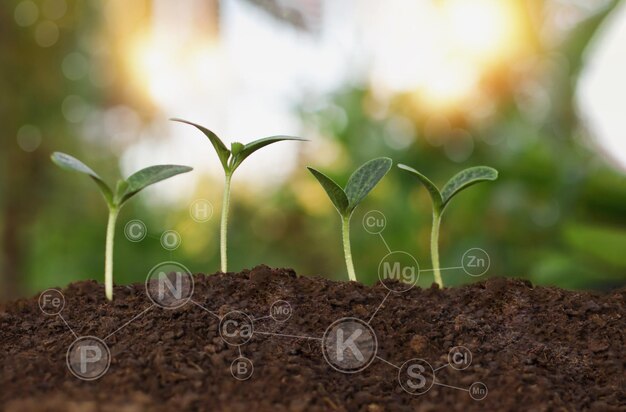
xmin=2 ymin=0 xmax=626 ymax=302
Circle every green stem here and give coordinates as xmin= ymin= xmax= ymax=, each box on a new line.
xmin=104 ymin=208 xmax=119 ymax=301
xmin=430 ymin=211 xmax=443 ymax=288
xmin=341 ymin=215 xmax=357 ymax=282
xmin=220 ymin=173 xmax=232 ymax=273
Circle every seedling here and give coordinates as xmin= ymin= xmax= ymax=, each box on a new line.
xmin=308 ymin=157 xmax=392 ymax=282
xmin=171 ymin=119 xmax=306 ymax=273
xmin=51 ymin=152 xmax=193 ymax=300
xmin=398 ymin=164 xmax=498 ymax=287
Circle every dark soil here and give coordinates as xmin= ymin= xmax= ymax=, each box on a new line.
xmin=1 ymin=266 xmax=625 ymax=411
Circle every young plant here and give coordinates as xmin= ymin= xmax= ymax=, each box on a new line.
xmin=51 ymin=152 xmax=193 ymax=300
xmin=308 ymin=157 xmax=392 ymax=282
xmin=171 ymin=118 xmax=306 ymax=273
xmin=398 ymin=164 xmax=498 ymax=288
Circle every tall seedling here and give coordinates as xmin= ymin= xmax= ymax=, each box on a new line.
xmin=308 ymin=158 xmax=392 ymax=282
xmin=171 ymin=119 xmax=306 ymax=272
xmin=51 ymin=152 xmax=193 ymax=300
xmin=398 ymin=164 xmax=498 ymax=287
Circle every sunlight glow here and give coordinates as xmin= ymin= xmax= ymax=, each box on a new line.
xmin=119 ymin=0 xmax=530 ymax=192
xmin=127 ymin=0 xmax=525 ymax=115
xmin=421 ymin=60 xmax=480 ymax=109
xmin=445 ymin=0 xmax=517 ymax=63
xmin=368 ymin=0 xmax=524 ymax=110
xmin=422 ymin=0 xmax=522 ymax=109
xmin=130 ymin=33 xmax=223 ymax=105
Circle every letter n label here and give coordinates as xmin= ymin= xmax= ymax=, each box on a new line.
xmin=158 ymin=271 xmax=183 ymax=300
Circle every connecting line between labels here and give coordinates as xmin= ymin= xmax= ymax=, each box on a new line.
xmin=57 ymin=313 xmax=78 ymax=339
xmin=238 ymin=345 xmax=243 ymax=357
xmin=420 ymin=267 xmax=463 ymax=272
xmin=104 ymin=304 xmax=155 ymax=341
xmin=368 ymin=291 xmax=391 ymax=324
xmin=375 ymin=355 xmax=400 ymax=370
xmin=433 ymin=380 xmax=469 ymax=392
xmin=252 ymin=315 xmax=271 ymax=321
xmin=178 ymin=221 xmax=192 ymax=235
xmin=378 ymin=233 xmax=392 ymax=253
xmin=190 ymin=300 xmax=221 ymax=320
xmin=253 ymin=331 xmax=322 ymax=341
xmin=433 ymin=363 xmax=450 ymax=372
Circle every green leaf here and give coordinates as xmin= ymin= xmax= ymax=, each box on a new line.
xmin=171 ymin=119 xmax=230 ymax=171
xmin=307 ymin=167 xmax=349 ymax=215
xmin=230 ymin=136 xmax=307 ymax=171
xmin=231 ymin=142 xmax=244 ymax=156
xmin=114 ymin=179 xmax=129 ymax=205
xmin=51 ymin=152 xmax=113 ymax=206
xmin=119 ymin=164 xmax=193 ymax=205
xmin=441 ymin=166 xmax=498 ymax=208
xmin=397 ymin=164 xmax=443 ymax=211
xmin=344 ymin=157 xmax=392 ymax=211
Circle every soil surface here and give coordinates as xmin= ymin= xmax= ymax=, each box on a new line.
xmin=1 ymin=266 xmax=625 ymax=411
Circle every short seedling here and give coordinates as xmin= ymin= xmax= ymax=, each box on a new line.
xmin=308 ymin=157 xmax=392 ymax=282
xmin=398 ymin=164 xmax=498 ymax=288
xmin=51 ymin=152 xmax=193 ymax=300
xmin=171 ymin=119 xmax=306 ymax=273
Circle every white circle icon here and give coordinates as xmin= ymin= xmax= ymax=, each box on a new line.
xmin=38 ymin=289 xmax=65 ymax=316
xmin=448 ymin=346 xmax=472 ymax=370
xmin=398 ymin=358 xmax=435 ymax=395
xmin=145 ymin=261 xmax=194 ymax=309
xmin=124 ymin=219 xmax=147 ymax=242
xmin=362 ymin=210 xmax=387 ymax=234
xmin=66 ymin=336 xmax=111 ymax=381
xmin=190 ymin=199 xmax=213 ymax=223
xmin=230 ymin=357 xmax=254 ymax=380
xmin=322 ymin=317 xmax=377 ymax=373
xmin=160 ymin=230 xmax=181 ymax=251
xmin=469 ymin=381 xmax=488 ymax=401
xmin=219 ymin=311 xmax=254 ymax=346
xmin=378 ymin=251 xmax=419 ymax=293
xmin=270 ymin=300 xmax=292 ymax=322
xmin=462 ymin=248 xmax=490 ymax=277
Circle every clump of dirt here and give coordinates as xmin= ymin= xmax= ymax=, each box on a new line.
xmin=1 ymin=266 xmax=624 ymax=411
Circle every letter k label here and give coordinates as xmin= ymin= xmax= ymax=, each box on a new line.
xmin=336 ymin=328 xmax=363 ymax=361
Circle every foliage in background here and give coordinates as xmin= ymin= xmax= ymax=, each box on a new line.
xmin=293 ymin=1 xmax=626 ymax=290
xmin=1 ymin=1 xmax=625 ymax=301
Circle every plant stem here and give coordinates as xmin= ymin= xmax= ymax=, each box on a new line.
xmin=430 ymin=211 xmax=443 ymax=288
xmin=104 ymin=208 xmax=119 ymax=301
xmin=341 ymin=215 xmax=357 ymax=282
xmin=220 ymin=173 xmax=232 ymax=273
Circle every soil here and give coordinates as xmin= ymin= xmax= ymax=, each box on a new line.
xmin=1 ymin=265 xmax=624 ymax=411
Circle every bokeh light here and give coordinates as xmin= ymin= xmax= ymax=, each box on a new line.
xmin=2 ymin=0 xmax=626 ymax=302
